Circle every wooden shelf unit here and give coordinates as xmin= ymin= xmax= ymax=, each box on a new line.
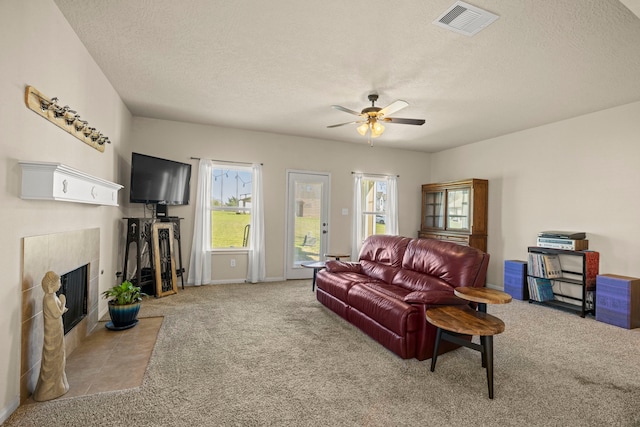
xmin=419 ymin=178 xmax=488 ymax=252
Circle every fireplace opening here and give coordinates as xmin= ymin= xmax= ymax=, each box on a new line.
xmin=57 ymin=264 xmax=88 ymax=335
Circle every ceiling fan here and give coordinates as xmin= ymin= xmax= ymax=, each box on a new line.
xmin=327 ymin=94 xmax=425 ymax=144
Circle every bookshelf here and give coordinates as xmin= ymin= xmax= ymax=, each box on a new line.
xmin=419 ymin=178 xmax=488 ymax=252
xmin=527 ymin=246 xmax=599 ymax=317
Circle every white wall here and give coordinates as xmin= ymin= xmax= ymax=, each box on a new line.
xmin=0 ymin=0 xmax=132 ymax=421
xmin=430 ymin=101 xmax=640 ymax=286
xmin=128 ymin=117 xmax=433 ymax=281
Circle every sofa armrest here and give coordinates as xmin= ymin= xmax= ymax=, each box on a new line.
xmin=325 ymin=261 xmax=362 ymax=273
xmin=403 ymin=290 xmax=467 ymax=306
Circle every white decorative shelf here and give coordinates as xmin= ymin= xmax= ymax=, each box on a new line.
xmin=19 ymin=161 xmax=123 ymax=206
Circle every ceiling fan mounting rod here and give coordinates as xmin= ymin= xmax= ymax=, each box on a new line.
xmin=363 ymin=94 xmax=382 ymax=116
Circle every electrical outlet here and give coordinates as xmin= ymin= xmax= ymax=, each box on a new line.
xmin=230 ymin=259 xmax=236 ymax=267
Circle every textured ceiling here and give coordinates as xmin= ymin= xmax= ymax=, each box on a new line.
xmin=53 ymin=0 xmax=640 ymax=152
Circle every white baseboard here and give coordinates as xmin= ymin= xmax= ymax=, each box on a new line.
xmin=99 ymin=306 xmax=109 ymax=322
xmin=184 ymin=276 xmax=288 ymax=286
xmin=262 ymin=276 xmax=286 ymax=282
xmin=486 ymin=282 xmax=502 ymax=290
xmin=0 ymin=396 xmax=20 ymax=424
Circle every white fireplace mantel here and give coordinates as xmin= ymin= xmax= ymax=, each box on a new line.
xmin=19 ymin=161 xmax=123 ymax=206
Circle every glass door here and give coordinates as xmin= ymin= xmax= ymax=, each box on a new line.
xmin=446 ymin=188 xmax=470 ymax=231
xmin=423 ymin=190 xmax=445 ymax=229
xmin=285 ymin=171 xmax=330 ymax=279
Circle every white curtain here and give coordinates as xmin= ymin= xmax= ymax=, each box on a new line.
xmin=387 ymin=175 xmax=399 ymax=235
xmin=247 ymin=163 xmax=265 ymax=283
xmin=351 ymin=173 xmax=363 ymax=260
xmin=188 ymin=159 xmax=212 ymax=286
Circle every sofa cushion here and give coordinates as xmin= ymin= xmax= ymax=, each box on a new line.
xmin=364 ymin=281 xmax=413 ymax=301
xmin=359 ymin=235 xmax=411 ymax=267
xmin=401 ymin=238 xmax=487 ymax=289
xmin=358 ymin=235 xmax=411 ymax=283
xmin=359 ymin=260 xmax=400 ymax=284
xmin=316 ymin=270 xmax=371 ymax=302
xmin=347 ymin=283 xmax=421 ymax=335
xmin=325 ymin=261 xmax=362 ymax=273
xmin=403 ymin=290 xmax=468 ymax=306
xmin=392 ymin=269 xmax=455 ymax=293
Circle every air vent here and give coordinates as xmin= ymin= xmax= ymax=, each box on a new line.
xmin=433 ymin=1 xmax=499 ymax=36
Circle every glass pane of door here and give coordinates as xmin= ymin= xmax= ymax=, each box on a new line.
xmin=286 ymin=171 xmax=330 ymax=279
xmin=446 ymin=188 xmax=470 ymax=230
xmin=424 ymin=191 xmax=445 ymax=229
xmin=294 ymin=181 xmax=322 ymax=263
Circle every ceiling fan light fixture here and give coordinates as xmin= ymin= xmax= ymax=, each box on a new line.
xmin=357 ymin=122 xmax=369 ymax=136
xmin=371 ymin=121 xmax=385 ymax=137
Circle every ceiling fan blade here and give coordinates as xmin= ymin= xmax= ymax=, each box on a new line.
xmin=327 ymin=120 xmax=365 ymax=128
xmin=378 ymin=100 xmax=408 ymax=117
xmin=331 ymin=105 xmax=364 ymax=116
xmin=382 ymin=117 xmax=426 ymax=125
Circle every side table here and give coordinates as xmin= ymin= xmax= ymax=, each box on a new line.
xmin=324 ymin=253 xmax=350 ymax=261
xmin=454 ymin=287 xmax=512 ymax=312
xmin=302 ymin=261 xmax=326 ymax=291
xmin=427 ymin=287 xmax=511 ymax=399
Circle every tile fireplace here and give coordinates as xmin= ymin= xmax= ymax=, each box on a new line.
xmin=21 ymin=228 xmax=100 ymax=403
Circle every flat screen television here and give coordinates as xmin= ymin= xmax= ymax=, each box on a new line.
xmin=130 ymin=152 xmax=192 ymax=214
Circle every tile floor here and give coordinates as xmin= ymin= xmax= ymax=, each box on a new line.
xmin=25 ymin=316 xmax=163 ymax=403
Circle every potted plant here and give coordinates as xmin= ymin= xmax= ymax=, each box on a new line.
xmin=102 ymin=280 xmax=146 ymax=330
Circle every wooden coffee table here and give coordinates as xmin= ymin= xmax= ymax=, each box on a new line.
xmin=426 ymin=287 xmax=511 ymax=399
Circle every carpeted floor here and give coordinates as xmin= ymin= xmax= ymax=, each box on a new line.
xmin=5 ymin=280 xmax=640 ymax=426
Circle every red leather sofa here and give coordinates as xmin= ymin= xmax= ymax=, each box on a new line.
xmin=315 ymin=235 xmax=490 ymax=360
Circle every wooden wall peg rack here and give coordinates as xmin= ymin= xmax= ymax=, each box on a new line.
xmin=24 ymin=85 xmax=110 ymax=153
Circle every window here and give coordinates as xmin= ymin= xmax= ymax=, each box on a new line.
xmin=210 ymin=165 xmax=253 ymax=249
xmin=359 ymin=178 xmax=388 ymax=239
xmin=352 ymin=174 xmax=399 ymax=257
xmin=189 ymin=160 xmax=264 ymax=285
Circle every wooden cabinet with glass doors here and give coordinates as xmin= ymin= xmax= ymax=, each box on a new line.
xmin=419 ymin=178 xmax=488 ymax=252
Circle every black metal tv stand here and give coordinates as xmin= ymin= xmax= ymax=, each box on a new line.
xmin=122 ymin=217 xmax=185 ymax=295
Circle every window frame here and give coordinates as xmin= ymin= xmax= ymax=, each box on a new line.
xmin=208 ymin=164 xmax=254 ymax=252
xmin=358 ymin=176 xmax=388 ymax=242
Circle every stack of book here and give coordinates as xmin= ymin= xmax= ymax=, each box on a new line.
xmin=527 ymin=253 xmax=563 ymax=278
xmin=536 ymin=231 xmax=588 ymax=250
xmin=527 ymin=277 xmax=555 ymax=302
xmin=527 ymin=253 xmax=563 ymax=302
